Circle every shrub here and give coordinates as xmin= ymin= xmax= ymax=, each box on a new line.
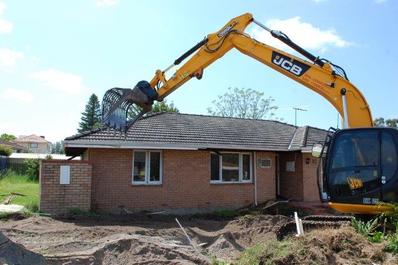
xmin=0 ymin=145 xmax=12 ymax=156
xmin=351 ymin=217 xmax=379 ymax=239
xmin=24 ymin=159 xmax=40 ymax=181
xmin=385 ymin=231 xmax=398 ymax=254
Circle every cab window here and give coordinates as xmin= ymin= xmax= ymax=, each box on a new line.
xmin=331 ymin=131 xmax=379 ymax=170
xmin=382 ymin=132 xmax=398 ymax=182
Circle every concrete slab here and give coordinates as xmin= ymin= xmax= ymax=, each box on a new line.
xmin=0 ymin=204 xmax=25 ymax=214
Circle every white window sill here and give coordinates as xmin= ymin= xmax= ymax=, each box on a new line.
xmin=132 ymin=182 xmax=162 ymax=186
xmin=210 ymin=181 xmax=253 ymax=185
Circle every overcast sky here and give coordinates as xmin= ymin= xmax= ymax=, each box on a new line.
xmin=0 ymin=0 xmax=397 ymax=142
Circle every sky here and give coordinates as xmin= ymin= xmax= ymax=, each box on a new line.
xmin=0 ymin=0 xmax=397 ymax=142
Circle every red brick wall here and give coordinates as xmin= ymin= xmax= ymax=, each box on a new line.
xmin=40 ymin=160 xmax=92 ymax=215
xmin=256 ymin=152 xmax=276 ymax=203
xmin=278 ymin=152 xmax=303 ymax=200
xmin=302 ymin=153 xmax=321 ymax=202
xmin=87 ymin=149 xmax=276 ymax=213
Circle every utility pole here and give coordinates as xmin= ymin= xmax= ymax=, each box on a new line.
xmin=293 ymin=107 xmax=307 ymax=126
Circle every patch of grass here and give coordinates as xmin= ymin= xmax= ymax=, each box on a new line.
xmin=68 ymin=208 xmax=99 ymax=218
xmin=237 ymin=239 xmax=293 ymax=265
xmin=385 ymin=233 xmax=398 ymax=254
xmin=385 ymin=221 xmax=398 ymax=254
xmin=351 ymin=217 xmax=379 ymax=239
xmin=212 ymin=209 xmax=240 ymax=218
xmin=210 ymin=256 xmax=230 ymax=265
xmin=0 ymin=171 xmax=39 ymax=212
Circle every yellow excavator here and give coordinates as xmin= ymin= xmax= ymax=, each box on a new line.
xmin=102 ymin=13 xmax=398 ymax=215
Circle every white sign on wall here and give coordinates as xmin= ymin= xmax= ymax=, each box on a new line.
xmin=286 ymin=161 xmax=296 ymax=172
xmin=60 ymin=165 xmax=70 ymax=185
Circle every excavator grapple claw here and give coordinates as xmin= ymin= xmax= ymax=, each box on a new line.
xmin=101 ymin=81 xmax=157 ymax=132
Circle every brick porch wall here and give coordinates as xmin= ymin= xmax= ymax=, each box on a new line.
xmin=87 ymin=149 xmax=276 ymax=213
xmin=302 ymin=153 xmax=321 ymax=202
xmin=278 ymin=152 xmax=303 ymax=200
xmin=40 ymin=160 xmax=92 ymax=215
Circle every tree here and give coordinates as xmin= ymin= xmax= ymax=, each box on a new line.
xmin=374 ymin=117 xmax=398 ymax=128
xmin=78 ymin=94 xmax=101 ymax=133
xmin=51 ymin=141 xmax=65 ymax=154
xmin=0 ymin=145 xmax=12 ymax=156
xmin=0 ymin=133 xmax=16 ymax=142
xmin=127 ymin=100 xmax=179 ymax=120
xmin=151 ymin=100 xmax=179 ymax=113
xmin=207 ymin=87 xmax=278 ymax=119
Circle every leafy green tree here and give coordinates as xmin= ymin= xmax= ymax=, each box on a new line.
xmin=51 ymin=141 xmax=65 ymax=154
xmin=374 ymin=117 xmax=385 ymax=127
xmin=127 ymin=100 xmax=179 ymax=121
xmin=0 ymin=145 xmax=12 ymax=156
xmin=78 ymin=94 xmax=101 ymax=133
xmin=386 ymin=119 xmax=398 ymax=128
xmin=24 ymin=159 xmax=40 ymax=181
xmin=374 ymin=117 xmax=398 ymax=128
xmin=207 ymin=87 xmax=278 ymax=119
xmin=151 ymin=100 xmax=179 ymax=113
xmin=0 ymin=133 xmax=16 ymax=142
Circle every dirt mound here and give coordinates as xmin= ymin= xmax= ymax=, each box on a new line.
xmin=0 ymin=231 xmax=46 ymax=265
xmin=255 ymin=227 xmax=397 ymax=265
xmin=0 ymin=214 xmax=290 ymax=264
xmin=201 ymin=215 xmax=289 ymax=260
xmin=45 ymin=234 xmax=209 ymax=265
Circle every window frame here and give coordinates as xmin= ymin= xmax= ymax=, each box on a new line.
xmin=210 ymin=151 xmax=253 ymax=184
xmin=30 ymin=143 xmax=38 ymax=148
xmin=132 ymin=150 xmax=162 ymax=185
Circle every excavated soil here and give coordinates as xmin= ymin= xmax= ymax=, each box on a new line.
xmin=0 ymin=214 xmax=289 ymax=264
xmin=258 ymin=227 xmax=398 ymax=265
xmin=1 ymin=214 xmax=397 ymax=265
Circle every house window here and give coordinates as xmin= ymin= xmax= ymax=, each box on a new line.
xmin=30 ymin=143 xmax=38 ymax=148
xmin=211 ymin=152 xmax=252 ymax=183
xmin=133 ymin=151 xmax=162 ymax=185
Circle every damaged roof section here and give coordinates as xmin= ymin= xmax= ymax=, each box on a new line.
xmin=64 ymin=112 xmax=327 ymax=154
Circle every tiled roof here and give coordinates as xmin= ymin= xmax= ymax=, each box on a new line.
xmin=15 ymin=134 xmax=50 ymax=143
xmin=65 ymin=112 xmax=327 ymax=152
xmin=0 ymin=140 xmax=28 ymax=152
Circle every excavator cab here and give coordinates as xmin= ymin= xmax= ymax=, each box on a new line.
xmin=316 ymin=128 xmax=398 ymax=213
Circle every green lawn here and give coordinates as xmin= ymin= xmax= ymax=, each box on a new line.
xmin=0 ymin=171 xmax=39 ymax=212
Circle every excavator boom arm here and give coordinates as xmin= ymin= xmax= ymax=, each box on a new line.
xmin=102 ymin=13 xmax=373 ymax=130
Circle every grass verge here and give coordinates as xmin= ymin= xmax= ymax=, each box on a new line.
xmin=0 ymin=171 xmax=39 ymax=216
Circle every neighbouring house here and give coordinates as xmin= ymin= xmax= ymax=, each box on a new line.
xmin=14 ymin=134 xmax=51 ymax=154
xmin=6 ymin=153 xmax=79 ymax=174
xmin=40 ymin=112 xmax=327 ymax=215
xmin=0 ymin=140 xmax=28 ymax=153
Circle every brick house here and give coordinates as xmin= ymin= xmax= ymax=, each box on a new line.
xmin=40 ymin=113 xmax=327 ymax=215
xmin=14 ymin=134 xmax=51 ymax=154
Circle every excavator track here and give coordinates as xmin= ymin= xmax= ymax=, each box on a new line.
xmin=276 ymin=215 xmax=353 ymax=240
